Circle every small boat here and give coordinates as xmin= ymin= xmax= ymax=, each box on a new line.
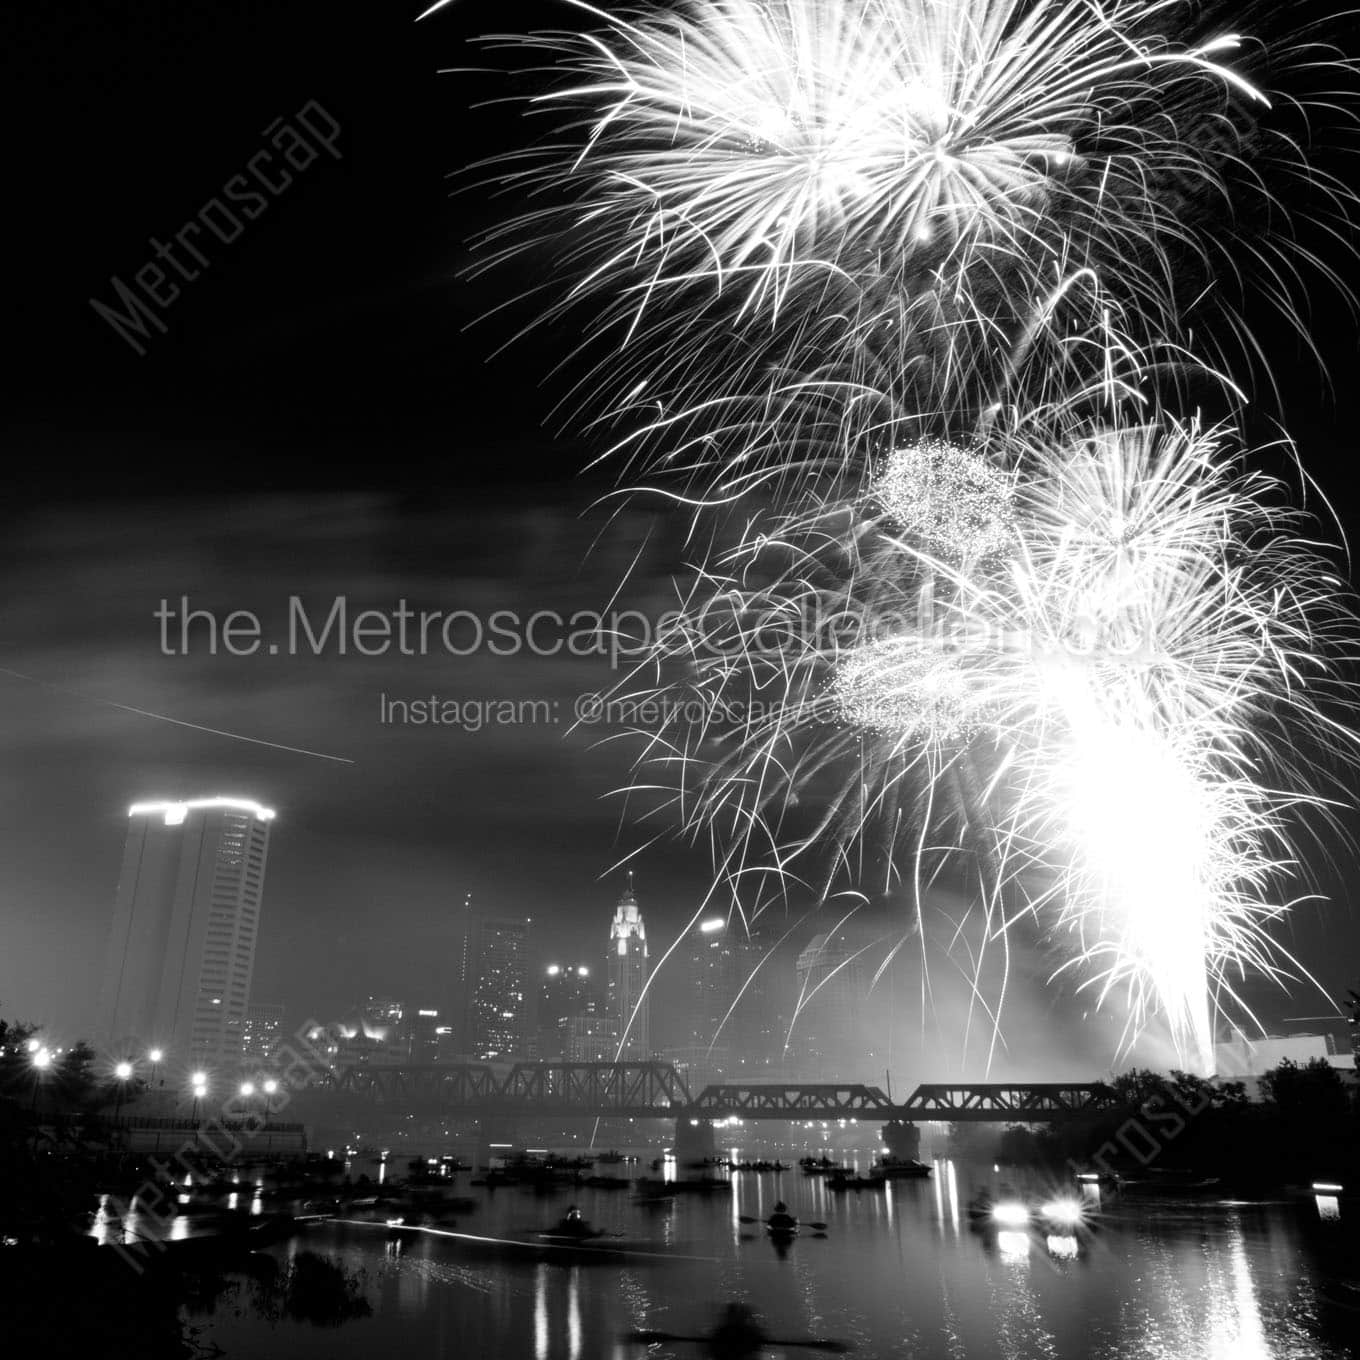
xmin=1116 ymin=1170 xmax=1223 ymax=1196
xmin=876 ymin=1158 xmax=932 ymax=1180
xmin=595 ymin=1150 xmax=626 ymax=1164
xmin=534 ymin=1228 xmax=612 ymax=1244
xmin=826 ymin=1174 xmax=886 ymax=1192
xmin=800 ymin=1157 xmax=846 ymax=1176
xmin=765 ymin=1203 xmax=799 ymax=1240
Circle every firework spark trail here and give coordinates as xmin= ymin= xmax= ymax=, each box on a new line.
xmin=455 ymin=0 xmax=1354 ymax=493
xmin=452 ymin=0 xmax=1360 ymax=1069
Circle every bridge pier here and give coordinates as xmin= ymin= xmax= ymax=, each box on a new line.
xmin=882 ymin=1119 xmax=921 ymax=1161
xmin=673 ymin=1114 xmax=717 ymax=1165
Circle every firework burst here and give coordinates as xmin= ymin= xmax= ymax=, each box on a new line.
xmin=612 ymin=410 xmax=1354 ymax=1066
xmin=452 ymin=0 xmax=1354 ymax=489
xmin=450 ymin=0 xmax=1360 ymax=1069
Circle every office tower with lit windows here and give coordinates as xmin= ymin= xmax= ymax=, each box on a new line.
xmin=538 ymin=963 xmax=598 ymax=1061
xmin=241 ymin=1001 xmax=285 ymax=1066
xmin=96 ymin=796 xmax=273 ymax=1073
xmin=607 ymin=874 xmax=650 ymax=1059
xmin=463 ymin=913 xmax=532 ymax=1059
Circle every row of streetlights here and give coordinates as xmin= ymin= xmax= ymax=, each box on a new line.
xmin=25 ymin=1042 xmax=281 ymax=1126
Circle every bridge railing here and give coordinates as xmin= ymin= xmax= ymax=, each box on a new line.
xmin=326 ymin=1061 xmax=692 ymax=1113
xmin=687 ymin=1084 xmax=899 ymax=1117
xmin=897 ymin=1083 xmax=1119 ymax=1122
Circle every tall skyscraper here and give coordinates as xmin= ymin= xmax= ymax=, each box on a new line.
xmin=607 ymin=874 xmax=650 ymax=1059
xmin=731 ymin=928 xmax=794 ymax=1077
xmin=793 ymin=928 xmax=875 ymax=1078
xmin=662 ymin=915 xmax=739 ymax=1087
xmin=463 ymin=913 xmax=532 ymax=1059
xmin=96 ymin=796 xmax=273 ymax=1073
xmin=538 ymin=963 xmax=598 ymax=1061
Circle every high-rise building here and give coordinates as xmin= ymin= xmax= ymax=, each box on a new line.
xmin=731 ymin=929 xmax=794 ymax=1078
xmin=96 ymin=796 xmax=273 ymax=1073
xmin=792 ymin=929 xmax=872 ymax=1078
xmin=568 ymin=1012 xmax=618 ymax=1062
xmin=660 ymin=916 xmax=735 ymax=1087
xmin=463 ymin=914 xmax=532 ymax=1059
xmin=241 ymin=1001 xmax=285 ymax=1067
xmin=607 ymin=874 xmax=650 ymax=1059
xmin=538 ymin=963 xmax=598 ymax=1061
xmin=404 ymin=1007 xmax=443 ymax=1064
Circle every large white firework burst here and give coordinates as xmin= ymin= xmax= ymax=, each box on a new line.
xmin=444 ymin=0 xmax=1353 ymax=493
xmin=611 ymin=412 xmax=1355 ymax=1069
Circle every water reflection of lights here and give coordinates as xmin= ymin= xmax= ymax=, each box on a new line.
xmin=534 ymin=1264 xmax=548 ymax=1360
xmin=997 ymin=1230 xmax=1031 ymax=1260
xmin=1046 ymin=1234 xmax=1080 ymax=1260
xmin=568 ymin=1267 xmax=582 ymax=1360
xmin=945 ymin=1161 xmax=959 ymax=1233
xmin=532 ymin=1261 xmax=581 ymax=1360
xmin=1222 ymin=1225 xmax=1269 ymax=1359
xmin=1315 ymin=1195 xmax=1341 ymax=1222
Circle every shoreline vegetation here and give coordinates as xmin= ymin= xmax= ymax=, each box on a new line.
xmin=1 ymin=1015 xmax=370 ymax=1357
xmin=954 ymin=1062 xmax=1359 ymax=1187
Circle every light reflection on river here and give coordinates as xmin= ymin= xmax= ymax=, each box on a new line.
xmin=179 ymin=1157 xmax=1358 ymax=1359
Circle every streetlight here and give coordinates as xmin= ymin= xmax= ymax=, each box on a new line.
xmin=190 ymin=1072 xmax=208 ymax=1126
xmin=30 ymin=1048 xmax=52 ymax=1111
xmin=113 ymin=1060 xmax=134 ymax=1120
xmin=262 ymin=1078 xmax=279 ymax=1130
xmin=148 ymin=1048 xmax=164 ymax=1088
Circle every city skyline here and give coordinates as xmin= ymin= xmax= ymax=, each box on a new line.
xmin=66 ymin=787 xmax=1360 ymax=1083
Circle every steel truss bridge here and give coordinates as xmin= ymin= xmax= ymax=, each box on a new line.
xmin=316 ymin=1063 xmax=1117 ymax=1124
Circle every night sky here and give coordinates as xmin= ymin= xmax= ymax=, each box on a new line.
xmin=5 ymin=1 xmax=1360 ymax=1073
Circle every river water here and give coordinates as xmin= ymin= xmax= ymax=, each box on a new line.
xmin=179 ymin=1156 xmax=1359 ymax=1359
